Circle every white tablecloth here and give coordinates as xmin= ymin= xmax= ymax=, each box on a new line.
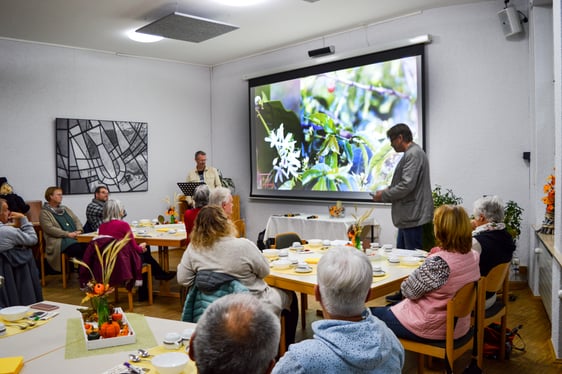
xmin=263 ymin=214 xmax=380 ymax=244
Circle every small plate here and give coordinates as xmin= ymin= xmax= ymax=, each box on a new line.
xmin=387 ymin=256 xmax=400 ymax=263
xmin=295 ymin=267 xmax=313 ymax=273
xmin=373 ymin=270 xmax=386 ymax=277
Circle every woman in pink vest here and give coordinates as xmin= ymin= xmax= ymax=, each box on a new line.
xmin=371 ymin=205 xmax=480 ymax=341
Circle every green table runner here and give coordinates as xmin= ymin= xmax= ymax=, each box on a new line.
xmin=65 ymin=313 xmax=157 ymax=359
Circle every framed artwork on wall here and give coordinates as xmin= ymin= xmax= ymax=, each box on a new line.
xmin=55 ymin=118 xmax=148 ymax=194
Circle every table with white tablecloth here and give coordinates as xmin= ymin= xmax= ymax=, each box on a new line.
xmin=263 ymin=214 xmax=380 ymax=246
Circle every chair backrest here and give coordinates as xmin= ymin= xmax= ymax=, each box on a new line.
xmin=484 ymin=262 xmax=510 ymax=294
xmin=274 ymin=232 xmax=302 ymax=249
xmin=449 ymin=280 xmax=478 ymax=321
xmin=25 ymin=200 xmax=42 ymax=223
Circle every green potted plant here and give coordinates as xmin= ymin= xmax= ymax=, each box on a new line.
xmin=504 ymin=200 xmax=523 ymax=243
xmin=423 ymin=185 xmax=463 ymax=250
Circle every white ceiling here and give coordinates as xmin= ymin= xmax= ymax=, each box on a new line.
xmin=0 ymin=0 xmax=491 ymax=66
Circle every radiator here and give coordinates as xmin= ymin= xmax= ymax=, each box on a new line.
xmin=537 ymin=244 xmax=553 ymax=321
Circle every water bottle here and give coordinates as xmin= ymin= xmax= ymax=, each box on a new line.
xmin=512 ymin=256 xmax=520 ymax=273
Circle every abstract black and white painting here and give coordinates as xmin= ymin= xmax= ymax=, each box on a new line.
xmin=56 ymin=118 xmax=148 ymax=194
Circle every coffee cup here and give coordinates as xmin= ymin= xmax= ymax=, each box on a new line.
xmin=296 ymin=263 xmax=311 ymax=271
xmin=181 ymin=328 xmax=195 ymax=342
xmin=163 ymin=331 xmax=182 ymax=349
xmin=163 ymin=340 xmax=181 ymax=349
xmin=372 ymin=265 xmax=382 ymax=273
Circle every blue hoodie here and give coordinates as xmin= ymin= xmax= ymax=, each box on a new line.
xmin=272 ymin=309 xmax=404 ymax=374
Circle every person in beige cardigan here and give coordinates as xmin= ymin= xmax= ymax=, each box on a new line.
xmin=39 ymin=186 xmax=86 ymax=272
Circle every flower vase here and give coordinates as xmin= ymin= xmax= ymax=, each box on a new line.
xmin=95 ymin=296 xmax=110 ymax=326
xmin=354 ymin=235 xmax=363 ymax=251
xmin=540 ymin=211 xmax=554 ymax=235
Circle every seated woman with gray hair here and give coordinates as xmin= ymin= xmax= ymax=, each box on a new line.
xmin=98 ymin=200 xmax=176 ymax=291
xmin=471 ymin=195 xmax=515 ymax=308
xmin=209 ymin=187 xmax=234 ymax=217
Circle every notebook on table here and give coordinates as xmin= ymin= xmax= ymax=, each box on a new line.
xmin=177 ymin=182 xmax=205 ymax=196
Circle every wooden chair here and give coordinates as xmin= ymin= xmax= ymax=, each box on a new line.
xmin=399 ymin=279 xmax=482 ymax=374
xmin=26 ymin=200 xmax=72 ymax=288
xmin=114 ymin=264 xmax=153 ymax=312
xmin=477 ymin=262 xmax=510 ymax=367
xmin=273 ymin=232 xmax=309 ymax=330
xmin=25 ymin=200 xmax=46 ymax=286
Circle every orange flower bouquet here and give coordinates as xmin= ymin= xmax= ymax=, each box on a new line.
xmin=542 ymin=174 xmax=555 ymax=213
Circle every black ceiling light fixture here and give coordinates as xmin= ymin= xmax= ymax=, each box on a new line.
xmin=136 ymin=12 xmax=239 ymax=43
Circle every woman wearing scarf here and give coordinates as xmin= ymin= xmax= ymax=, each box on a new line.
xmin=39 ymin=186 xmax=86 ymax=273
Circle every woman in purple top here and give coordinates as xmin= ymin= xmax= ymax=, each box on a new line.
xmin=98 ymin=200 xmax=175 ymax=283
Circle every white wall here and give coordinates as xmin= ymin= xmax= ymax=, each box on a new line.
xmin=0 ymin=39 xmax=212 ymax=221
xmin=211 ymin=1 xmax=532 ymax=259
xmin=0 ymin=1 xmax=534 ymax=264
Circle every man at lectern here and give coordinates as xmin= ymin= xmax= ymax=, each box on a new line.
xmin=186 ymin=150 xmax=221 ymax=189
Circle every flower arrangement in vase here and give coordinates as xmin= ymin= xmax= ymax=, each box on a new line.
xmin=71 ymin=235 xmax=131 ymax=340
xmin=347 ymin=207 xmax=374 ymax=251
xmin=163 ymin=193 xmax=181 ymax=223
xmin=539 ymin=173 xmax=555 ymax=234
xmin=329 ymin=200 xmax=345 ymax=217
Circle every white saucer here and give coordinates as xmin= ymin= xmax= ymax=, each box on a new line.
xmin=295 ymin=267 xmax=312 ymax=273
xmin=373 ymin=270 xmax=386 ymax=277
xmin=387 ymin=257 xmax=400 ymax=263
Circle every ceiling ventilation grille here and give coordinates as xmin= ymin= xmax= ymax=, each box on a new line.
xmin=136 ymin=12 xmax=239 ymax=43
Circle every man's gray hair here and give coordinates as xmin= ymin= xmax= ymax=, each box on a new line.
xmin=318 ymin=246 xmax=373 ymax=317
xmin=473 ymin=195 xmax=504 ymax=223
xmin=102 ymin=199 xmax=124 ymax=222
xmin=193 ymin=293 xmax=280 ymax=374
xmin=193 ymin=185 xmax=210 ymax=208
xmin=209 ymin=187 xmax=231 ymax=207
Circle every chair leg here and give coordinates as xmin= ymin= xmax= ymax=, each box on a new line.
xmin=127 ymin=290 xmax=134 ymax=312
xmin=40 ymin=255 xmax=46 ymax=287
xmin=61 ymin=253 xmax=67 ymax=288
xmin=300 ymin=293 xmax=307 ymax=330
xmin=40 ymin=245 xmax=46 ymax=287
xmin=278 ymin=314 xmax=286 ymax=357
xmin=417 ymin=353 xmax=425 ymax=374
xmin=146 ymin=265 xmax=153 ymax=305
xmin=499 ymin=316 xmax=507 ymax=361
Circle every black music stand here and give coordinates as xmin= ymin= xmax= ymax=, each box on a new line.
xmin=177 ymin=182 xmax=205 ymax=196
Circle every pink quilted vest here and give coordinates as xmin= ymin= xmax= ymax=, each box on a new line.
xmin=391 ymin=249 xmax=480 ymax=340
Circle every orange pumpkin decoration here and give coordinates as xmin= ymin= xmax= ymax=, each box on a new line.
xmin=100 ymin=321 xmax=121 ymax=338
xmin=111 ymin=312 xmax=123 ymax=322
xmin=93 ymin=283 xmax=105 ymax=295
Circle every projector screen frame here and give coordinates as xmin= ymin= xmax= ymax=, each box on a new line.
xmin=248 ymin=40 xmax=427 ymax=203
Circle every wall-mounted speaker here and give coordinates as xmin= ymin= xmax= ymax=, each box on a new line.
xmin=497 ymin=6 xmax=522 ymax=37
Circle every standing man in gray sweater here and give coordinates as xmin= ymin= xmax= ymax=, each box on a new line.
xmin=372 ymin=123 xmax=433 ymax=250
